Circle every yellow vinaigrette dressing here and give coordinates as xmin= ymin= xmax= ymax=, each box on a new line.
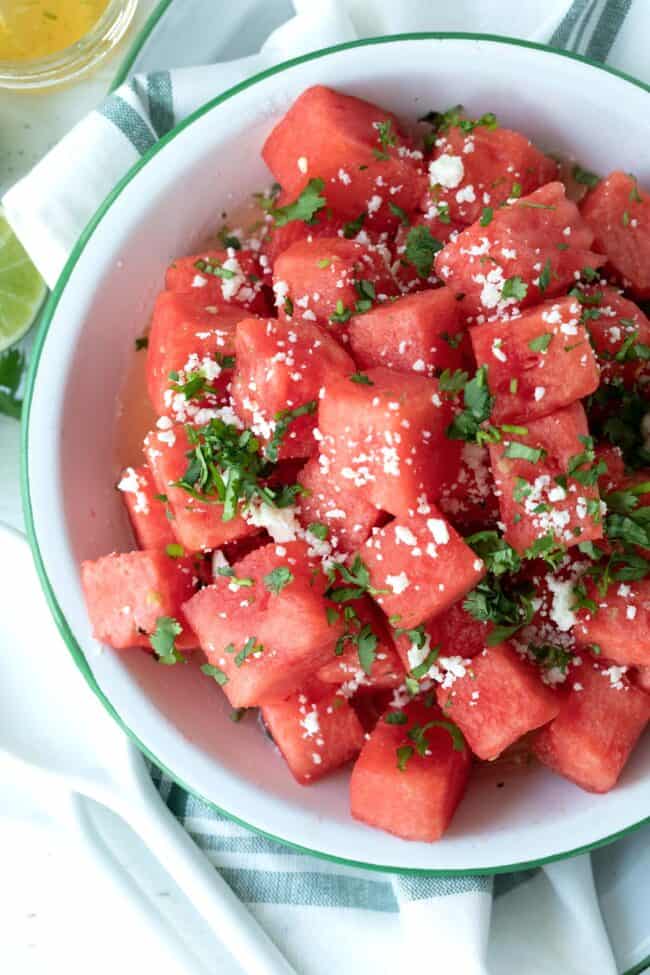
xmin=0 ymin=0 xmax=109 ymax=61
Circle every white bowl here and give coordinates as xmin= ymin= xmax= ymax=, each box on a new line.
xmin=23 ymin=34 xmax=650 ymax=873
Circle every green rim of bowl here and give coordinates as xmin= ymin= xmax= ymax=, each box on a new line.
xmin=110 ymin=0 xmax=173 ymax=90
xmin=21 ymin=32 xmax=650 ymax=879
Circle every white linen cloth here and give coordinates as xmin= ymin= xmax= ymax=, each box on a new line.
xmin=2 ymin=2 xmax=649 ymax=973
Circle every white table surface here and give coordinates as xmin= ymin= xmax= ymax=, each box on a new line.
xmin=1 ymin=6 xmax=237 ymax=971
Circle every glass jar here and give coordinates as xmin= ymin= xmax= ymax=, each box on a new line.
xmin=0 ymin=0 xmax=138 ymax=89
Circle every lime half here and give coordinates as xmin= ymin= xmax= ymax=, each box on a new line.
xmin=0 ymin=208 xmax=47 ymax=353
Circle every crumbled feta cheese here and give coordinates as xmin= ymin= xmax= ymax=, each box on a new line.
xmin=429 ymin=154 xmax=464 ymax=189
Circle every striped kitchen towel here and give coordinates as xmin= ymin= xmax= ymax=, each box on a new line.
xmin=4 ymin=2 xmax=649 ymax=973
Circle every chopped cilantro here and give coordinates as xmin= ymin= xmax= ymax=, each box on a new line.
xmin=217 ymin=227 xmax=241 ymax=250
xmin=350 ymin=372 xmax=374 ymax=385
xmin=572 ymin=165 xmax=600 ymax=188
xmin=479 ymin=206 xmax=493 ymax=226
xmin=263 ymin=566 xmax=294 ymax=594
xmin=308 ymin=522 xmax=329 ymax=540
xmin=194 ymin=258 xmax=235 ymax=280
xmin=503 ymin=441 xmax=546 ymax=463
xmin=388 ymin=201 xmax=410 ymax=225
xmin=342 ymin=212 xmax=366 ymax=238
xmin=384 ymin=711 xmax=408 ymax=725
xmin=330 ymin=300 xmax=352 ymax=324
xmin=150 ymin=616 xmax=186 ymax=665
xmin=465 ymin=530 xmax=520 ymax=576
xmin=538 ymin=258 xmax=552 ymax=295
xmin=501 ymin=276 xmax=528 ymax=302
xmin=354 ymin=279 xmax=376 ymax=313
xmin=269 ymin=178 xmax=327 ymax=227
xmin=265 ymin=400 xmax=317 ymax=463
xmin=165 ymin=543 xmax=185 ymax=558
xmin=528 ymin=332 xmax=553 ymax=353
xmin=135 ymin=336 xmax=148 ymax=351
xmin=234 ymin=637 xmax=264 ymax=667
xmin=446 ymin=365 xmax=495 ymax=443
xmin=438 ymin=368 xmax=469 ymax=395
xmin=404 ymin=225 xmax=443 ymax=279
xmin=201 ymin=663 xmax=229 ymax=686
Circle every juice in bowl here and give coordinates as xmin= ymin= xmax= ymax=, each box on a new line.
xmin=0 ymin=0 xmax=137 ymax=88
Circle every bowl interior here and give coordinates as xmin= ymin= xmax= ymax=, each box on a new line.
xmin=25 ymin=35 xmax=650 ymax=873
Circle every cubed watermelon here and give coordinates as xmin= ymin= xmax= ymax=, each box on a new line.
xmin=316 ymin=596 xmax=404 ymax=690
xmin=262 ymin=85 xmax=427 ymax=231
xmin=261 ymin=682 xmax=365 ymax=784
xmin=318 ymin=366 xmax=460 ymax=517
xmin=166 ymin=247 xmax=271 ymax=315
xmin=438 ymin=441 xmax=500 ymax=532
xmin=471 ymin=296 xmax=600 ymax=423
xmin=231 ymin=316 xmax=354 ymax=459
xmin=350 ymin=699 xmax=471 ymax=841
xmin=182 ymin=541 xmax=344 ymax=706
xmin=533 ymin=659 xmax=650 ymax=792
xmin=273 ymin=236 xmax=398 ymax=331
xmin=435 ymin=182 xmax=604 ymax=320
xmin=423 ymin=123 xmax=557 ymax=226
xmin=296 ymin=457 xmax=382 ymax=554
xmin=144 ymin=425 xmax=257 ymax=552
xmin=360 ymin=508 xmax=485 ymax=629
xmin=575 ymin=578 xmax=650 ymax=667
xmin=81 ymin=550 xmax=198 ymax=650
xmin=581 ymin=171 xmax=650 ymax=298
xmin=436 ymin=642 xmax=561 ymax=760
xmin=117 ymin=465 xmax=176 ymax=551
xmin=489 ymin=402 xmax=604 ymax=553
xmin=263 ymin=213 xmax=345 ymax=266
xmin=348 ymin=288 xmax=469 ymax=378
xmin=146 ymin=291 xmax=242 ymax=416
xmin=579 ymin=285 xmax=650 ymax=389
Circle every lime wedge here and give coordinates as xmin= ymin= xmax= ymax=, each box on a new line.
xmin=0 ymin=208 xmax=47 ymax=353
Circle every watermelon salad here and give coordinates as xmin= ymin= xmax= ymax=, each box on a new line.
xmin=81 ymin=86 xmax=650 ymax=843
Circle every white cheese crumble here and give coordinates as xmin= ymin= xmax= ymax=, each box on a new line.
xmin=429 ymin=154 xmax=464 ymax=189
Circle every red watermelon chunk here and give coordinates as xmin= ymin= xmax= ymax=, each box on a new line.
xmin=296 ymin=457 xmax=382 ymax=554
xmin=489 ymin=402 xmax=604 ymax=553
xmin=423 ymin=124 xmax=557 ymax=226
xmin=144 ymin=425 xmax=257 ymax=552
xmin=350 ymin=699 xmax=471 ymax=841
xmin=533 ymin=659 xmax=650 ymax=792
xmin=316 ymin=596 xmax=404 ymax=690
xmin=318 ymin=366 xmax=460 ymax=517
xmin=117 ymin=465 xmax=176 ymax=551
xmin=579 ymin=285 xmax=650 ymax=389
xmin=575 ymin=577 xmax=650 ymax=667
xmin=231 ymin=316 xmax=354 ymax=460
xmin=348 ymin=288 xmax=469 ymax=379
xmin=471 ymin=296 xmax=600 ymax=424
xmin=146 ymin=290 xmax=242 ymax=416
xmin=81 ymin=550 xmax=198 ymax=650
xmin=435 ymin=182 xmax=604 ymax=320
xmin=360 ymin=508 xmax=485 ymax=629
xmin=273 ymin=236 xmax=398 ymax=332
xmin=581 ymin=171 xmax=650 ymax=298
xmin=261 ymin=682 xmax=365 ymax=784
xmin=438 ymin=441 xmax=499 ymax=532
xmin=183 ymin=541 xmax=344 ymax=706
xmin=263 ymin=214 xmax=345 ymax=266
xmin=166 ymin=247 xmax=271 ymax=315
xmin=436 ymin=641 xmax=561 ymax=760
xmin=262 ymin=85 xmax=427 ymax=232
